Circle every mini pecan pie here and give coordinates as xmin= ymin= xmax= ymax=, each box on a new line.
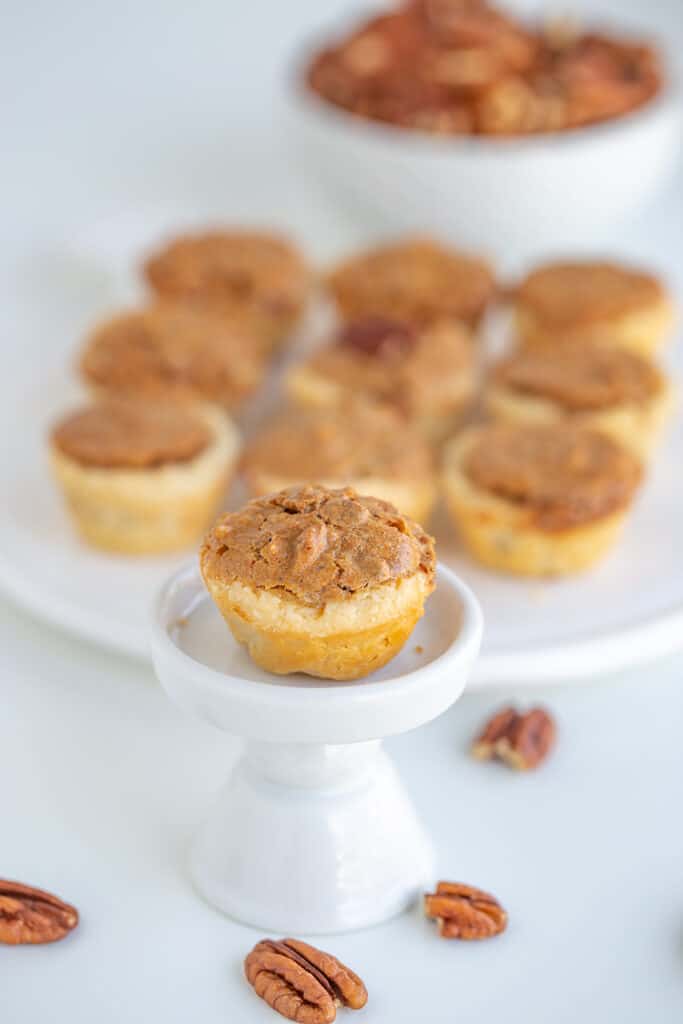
xmin=241 ymin=401 xmax=437 ymax=524
xmin=50 ymin=398 xmax=239 ymax=554
xmin=80 ymin=303 xmax=267 ymax=413
xmin=200 ymin=484 xmax=436 ymax=679
xmin=326 ymin=238 xmax=495 ymax=329
xmin=486 ymin=343 xmax=673 ymax=458
xmin=514 ymin=261 xmax=675 ymax=358
xmin=286 ymin=315 xmax=477 ymax=444
xmin=143 ymin=230 xmax=310 ymax=349
xmin=442 ymin=422 xmax=643 ymax=575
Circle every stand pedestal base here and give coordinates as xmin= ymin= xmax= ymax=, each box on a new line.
xmin=189 ymin=740 xmax=434 ymax=934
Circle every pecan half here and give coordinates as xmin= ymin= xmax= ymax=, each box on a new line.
xmin=0 ymin=880 xmax=79 ymax=945
xmin=472 ymin=706 xmax=556 ymax=770
xmin=337 ymin=316 xmax=416 ymax=358
xmin=244 ymin=938 xmax=368 ymax=1022
xmin=424 ymin=881 xmax=507 ymax=939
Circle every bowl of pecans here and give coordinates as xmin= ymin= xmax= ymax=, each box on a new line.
xmin=292 ymin=0 xmax=681 ymax=256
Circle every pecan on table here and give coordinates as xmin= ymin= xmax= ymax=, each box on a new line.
xmin=0 ymin=879 xmax=79 ymax=945
xmin=424 ymin=881 xmax=507 ymax=939
xmin=244 ymin=938 xmax=368 ymax=1022
xmin=471 ymin=705 xmax=556 ymax=770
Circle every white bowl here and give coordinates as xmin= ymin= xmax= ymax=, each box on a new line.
xmin=290 ymin=73 xmax=681 ymax=262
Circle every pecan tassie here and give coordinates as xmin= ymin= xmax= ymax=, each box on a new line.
xmin=0 ymin=879 xmax=79 ymax=945
xmin=424 ymin=881 xmax=508 ymax=939
xmin=472 ymin=706 xmax=556 ymax=770
xmin=244 ymin=938 xmax=368 ymax=1022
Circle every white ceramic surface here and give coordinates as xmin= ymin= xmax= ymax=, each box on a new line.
xmin=150 ymin=562 xmax=482 ymax=933
xmin=290 ymin=73 xmax=682 ymax=258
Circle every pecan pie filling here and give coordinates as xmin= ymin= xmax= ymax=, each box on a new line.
xmin=517 ymin=262 xmax=665 ymax=328
xmin=307 ymin=316 xmax=473 ymax=415
xmin=327 ymin=239 xmax=495 ymax=327
xmin=201 ymin=485 xmax=435 ymax=607
xmin=52 ymin=400 xmax=212 ymax=470
xmin=494 ymin=345 xmax=663 ymax=411
xmin=81 ymin=304 xmax=263 ymax=408
xmin=465 ymin=423 xmax=642 ymax=530
xmin=242 ymin=403 xmax=433 ymax=480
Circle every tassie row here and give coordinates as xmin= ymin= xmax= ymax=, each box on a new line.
xmin=48 ymin=230 xmax=675 ymax=579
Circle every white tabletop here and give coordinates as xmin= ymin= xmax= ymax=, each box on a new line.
xmin=2 ymin=2 xmax=683 ymax=1021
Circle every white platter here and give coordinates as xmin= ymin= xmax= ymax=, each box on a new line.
xmin=0 ymin=219 xmax=682 ymax=688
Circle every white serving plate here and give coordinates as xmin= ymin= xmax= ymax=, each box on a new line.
xmin=0 ymin=219 xmax=681 ymax=688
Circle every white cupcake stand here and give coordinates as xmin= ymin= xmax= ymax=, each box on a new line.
xmin=151 ymin=563 xmax=483 ymax=934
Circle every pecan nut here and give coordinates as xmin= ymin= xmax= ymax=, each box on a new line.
xmin=244 ymin=938 xmax=367 ymax=1022
xmin=337 ymin=316 xmax=416 ymax=358
xmin=0 ymin=879 xmax=79 ymax=945
xmin=472 ymin=705 xmax=556 ymax=770
xmin=424 ymin=881 xmax=507 ymax=939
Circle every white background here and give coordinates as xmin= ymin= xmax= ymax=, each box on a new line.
xmin=2 ymin=2 xmax=683 ymax=1021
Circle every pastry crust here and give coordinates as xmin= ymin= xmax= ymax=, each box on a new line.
xmin=50 ymin=404 xmax=239 ymax=555
xmin=486 ymin=346 xmax=674 ymax=457
xmin=515 ymin=262 xmax=675 ymax=358
xmin=200 ymin=485 xmax=435 ymax=679
xmin=285 ymin=317 xmax=477 ymax=444
xmin=204 ymin=574 xmax=431 ymax=680
xmin=442 ymin=426 xmax=641 ymax=576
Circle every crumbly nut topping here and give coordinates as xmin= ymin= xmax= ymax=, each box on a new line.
xmin=493 ymin=343 xmax=663 ymax=411
xmin=306 ymin=316 xmax=474 ymax=418
xmin=51 ymin=399 xmax=212 ymax=470
xmin=80 ymin=303 xmax=265 ymax=410
xmin=201 ymin=484 xmax=436 ymax=607
xmin=464 ymin=423 xmax=642 ymax=530
xmin=144 ymin=230 xmax=309 ymax=324
xmin=241 ymin=402 xmax=434 ymax=482
xmin=517 ymin=261 xmax=666 ymax=327
xmin=326 ymin=238 xmax=495 ymax=327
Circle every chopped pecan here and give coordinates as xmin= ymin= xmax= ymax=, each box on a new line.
xmin=244 ymin=938 xmax=367 ymax=1022
xmin=472 ymin=706 xmax=556 ymax=770
xmin=337 ymin=316 xmax=416 ymax=359
xmin=424 ymin=881 xmax=507 ymax=939
xmin=0 ymin=880 xmax=79 ymax=945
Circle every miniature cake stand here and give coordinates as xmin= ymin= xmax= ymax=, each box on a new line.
xmin=151 ymin=563 xmax=483 ymax=935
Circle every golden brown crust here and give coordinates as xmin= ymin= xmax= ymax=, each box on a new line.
xmin=80 ymin=303 xmax=266 ymax=410
xmin=516 ymin=262 xmax=666 ymax=329
xmin=464 ymin=423 xmax=642 ymax=530
xmin=301 ymin=316 xmax=475 ymax=419
xmin=201 ymin=484 xmax=435 ymax=607
xmin=51 ymin=399 xmax=212 ymax=470
xmin=326 ymin=238 xmax=495 ymax=328
xmin=240 ymin=402 xmax=434 ymax=482
xmin=143 ymin=230 xmax=310 ymax=335
xmin=492 ymin=343 xmax=664 ymax=412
